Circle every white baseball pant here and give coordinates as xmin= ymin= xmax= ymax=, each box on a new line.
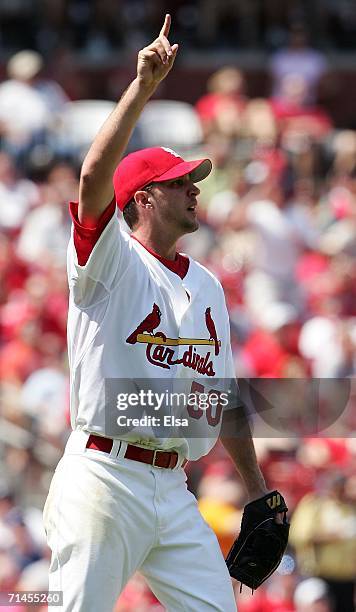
xmin=43 ymin=431 xmax=237 ymax=611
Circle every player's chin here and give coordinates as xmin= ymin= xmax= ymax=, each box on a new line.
xmin=182 ymin=217 xmax=199 ymax=233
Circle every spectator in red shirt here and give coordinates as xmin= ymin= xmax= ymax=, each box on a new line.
xmin=195 ymin=67 xmax=247 ymax=140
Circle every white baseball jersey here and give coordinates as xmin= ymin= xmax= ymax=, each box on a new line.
xmin=67 ymin=205 xmax=236 ymax=460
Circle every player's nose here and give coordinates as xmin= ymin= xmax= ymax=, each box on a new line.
xmin=188 ymin=182 xmax=200 ymax=196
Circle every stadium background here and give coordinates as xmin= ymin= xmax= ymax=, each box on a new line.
xmin=0 ymin=1 xmax=355 ymax=610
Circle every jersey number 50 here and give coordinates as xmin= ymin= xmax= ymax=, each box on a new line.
xmin=187 ymin=381 xmax=224 ymax=427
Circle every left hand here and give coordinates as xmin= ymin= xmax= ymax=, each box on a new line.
xmin=247 ymin=489 xmax=285 ymax=523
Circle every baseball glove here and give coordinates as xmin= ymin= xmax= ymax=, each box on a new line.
xmin=225 ymin=490 xmax=289 ymax=591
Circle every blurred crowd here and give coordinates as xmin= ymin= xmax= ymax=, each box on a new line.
xmin=1 ymin=0 xmax=356 ymax=57
xmin=0 ymin=28 xmax=355 ymax=612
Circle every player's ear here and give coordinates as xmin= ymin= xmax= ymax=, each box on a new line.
xmin=135 ymin=190 xmax=153 ymax=209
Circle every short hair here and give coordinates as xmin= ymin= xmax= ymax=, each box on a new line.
xmin=122 ymin=183 xmax=155 ymax=230
xmin=123 ymin=198 xmax=139 ymax=230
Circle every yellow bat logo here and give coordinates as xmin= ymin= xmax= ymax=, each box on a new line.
xmin=266 ymin=494 xmax=281 ymax=510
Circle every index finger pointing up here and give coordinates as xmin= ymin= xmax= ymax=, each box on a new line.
xmin=160 ymin=13 xmax=171 ymax=38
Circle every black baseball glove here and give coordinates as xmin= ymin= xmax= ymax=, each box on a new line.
xmin=225 ymin=490 xmax=290 ymax=591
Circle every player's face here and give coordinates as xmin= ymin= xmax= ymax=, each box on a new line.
xmin=148 ymin=175 xmax=201 ymax=235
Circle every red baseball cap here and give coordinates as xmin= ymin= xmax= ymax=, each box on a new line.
xmin=113 ymin=147 xmax=212 ymax=211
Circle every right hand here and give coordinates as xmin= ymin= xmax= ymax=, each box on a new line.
xmin=137 ymin=14 xmax=179 ymax=90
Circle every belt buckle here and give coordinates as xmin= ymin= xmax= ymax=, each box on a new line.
xmin=152 ymin=449 xmax=164 ymax=468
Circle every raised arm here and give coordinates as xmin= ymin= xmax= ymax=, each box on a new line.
xmin=78 ymin=14 xmax=178 ymax=225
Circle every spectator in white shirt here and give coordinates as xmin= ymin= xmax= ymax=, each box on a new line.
xmin=270 ymin=23 xmax=327 ymax=106
xmin=0 ymin=50 xmax=68 ymax=162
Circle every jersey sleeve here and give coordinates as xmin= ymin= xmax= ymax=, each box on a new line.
xmin=67 ymin=200 xmax=130 ymax=307
xmin=70 ymin=199 xmax=116 ymax=266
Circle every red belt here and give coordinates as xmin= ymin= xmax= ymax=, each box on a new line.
xmin=86 ymin=434 xmax=186 ymax=469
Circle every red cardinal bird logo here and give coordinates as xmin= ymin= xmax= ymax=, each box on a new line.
xmin=126 ymin=303 xmax=162 ymax=344
xmin=205 ymin=307 xmax=220 ymax=356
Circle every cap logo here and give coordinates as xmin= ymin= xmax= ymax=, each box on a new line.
xmin=161 ymin=147 xmax=181 ymax=158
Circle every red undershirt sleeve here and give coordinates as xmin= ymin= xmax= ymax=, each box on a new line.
xmin=69 ymin=199 xmax=117 ymax=266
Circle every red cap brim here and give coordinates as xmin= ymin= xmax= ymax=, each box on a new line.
xmin=155 ymin=158 xmax=212 ymax=183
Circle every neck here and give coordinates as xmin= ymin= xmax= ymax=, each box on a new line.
xmin=132 ymin=227 xmax=178 ymax=260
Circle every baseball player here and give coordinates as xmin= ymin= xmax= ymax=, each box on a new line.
xmin=43 ymin=14 xmax=269 ymax=611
